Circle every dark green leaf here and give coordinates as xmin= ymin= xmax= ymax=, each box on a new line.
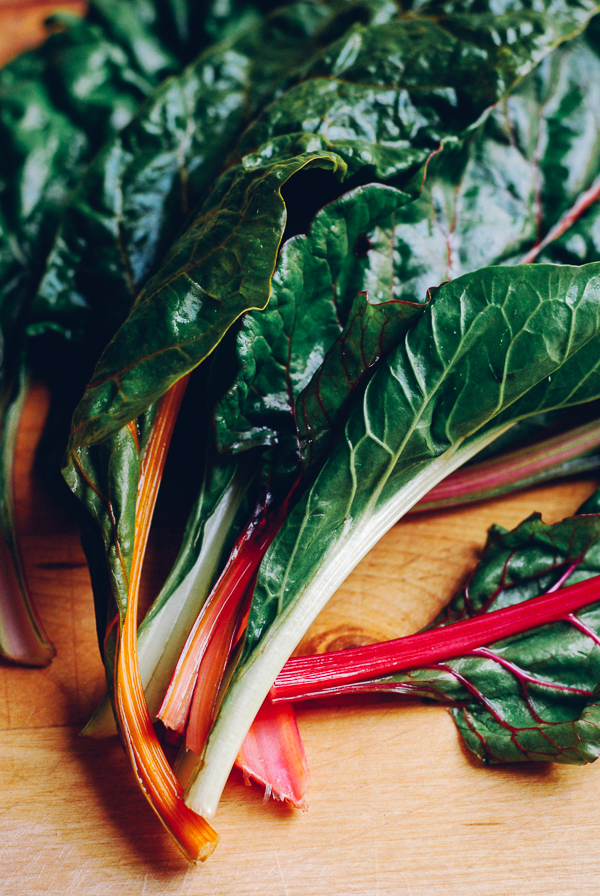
xmin=67 ymin=150 xmax=346 ymax=448
xmin=0 ymin=0 xmax=203 ymax=664
xmin=67 ymin=0 xmax=596 ymax=449
xmin=243 ymin=263 xmax=600 ymax=659
xmin=368 ymin=501 xmax=600 ymax=764
xmin=237 ymin=2 xmax=599 ymax=179
xmin=213 ymin=183 xmax=417 ymax=457
xmin=30 ymin=1 xmax=390 ymax=348
xmin=187 ymin=262 xmax=600 ymax=817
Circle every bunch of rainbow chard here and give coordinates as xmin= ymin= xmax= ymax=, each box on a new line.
xmin=7 ymin=0 xmax=600 ymax=863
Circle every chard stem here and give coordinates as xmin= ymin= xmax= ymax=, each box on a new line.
xmin=0 ymin=372 xmax=55 ymax=665
xmin=158 ymin=497 xmax=289 ymax=747
xmin=235 ymin=698 xmax=309 ymax=808
xmin=520 ymin=175 xmax=600 ymax=264
xmin=114 ymin=376 xmax=219 ymax=861
xmin=184 ymin=425 xmax=509 ymax=819
xmin=412 ymin=417 xmax=600 ymax=512
xmin=271 ymin=572 xmax=600 ymax=701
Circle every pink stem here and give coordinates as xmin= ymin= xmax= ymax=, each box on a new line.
xmin=519 ymin=176 xmax=600 ymax=264
xmin=411 ymin=419 xmax=600 ymax=513
xmin=271 ymin=573 xmax=600 ymax=702
xmin=235 ymin=699 xmax=309 ymax=809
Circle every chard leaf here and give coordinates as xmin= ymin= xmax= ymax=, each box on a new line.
xmin=68 ymin=150 xmax=346 ymax=449
xmin=30 ymin=0 xmax=389 ymax=348
xmin=357 ymin=23 xmax=600 ymax=284
xmin=213 ymin=18 xmax=600 ymax=468
xmin=249 ymin=264 xmax=600 ymax=655
xmin=363 ymin=501 xmax=600 ymax=764
xmin=236 ymin=2 xmax=599 ymax=178
xmin=186 ymin=262 xmax=600 ymax=818
xmin=272 ymin=493 xmax=600 ymax=765
xmin=212 ymin=183 xmax=418 ymax=457
xmin=66 ymin=0 xmax=595 ymax=449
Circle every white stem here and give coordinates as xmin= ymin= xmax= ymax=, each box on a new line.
xmin=185 ymin=423 xmax=510 ymax=818
xmin=139 ymin=468 xmax=248 ymax=716
xmin=82 ymin=465 xmax=249 ymax=737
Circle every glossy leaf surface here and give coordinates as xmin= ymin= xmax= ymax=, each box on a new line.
xmin=67 ymin=150 xmax=346 ymax=448
xmin=213 ymin=18 xmax=600 ymax=472
xmin=237 ymin=2 xmax=600 ymax=179
xmin=0 ymin=0 xmax=198 ymax=665
xmin=213 ymin=184 xmax=420 ymax=459
xmin=246 ymin=263 xmax=600 ymax=654
xmin=30 ymin=1 xmax=392 ymax=348
xmin=66 ymin=0 xmax=596 ymax=448
xmin=55 ymin=0 xmax=600 ymax=828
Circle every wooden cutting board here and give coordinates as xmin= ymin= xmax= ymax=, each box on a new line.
xmin=0 ymin=0 xmax=85 ymax=67
xmin=2 ymin=380 xmax=599 ymax=896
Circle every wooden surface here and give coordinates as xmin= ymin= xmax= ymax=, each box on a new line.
xmin=1 ymin=381 xmax=599 ymax=895
xmin=0 ymin=0 xmax=85 ymax=68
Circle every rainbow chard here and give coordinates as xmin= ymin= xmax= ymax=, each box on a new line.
xmin=185 ymin=262 xmax=600 ymax=819
xmin=62 ymin=0 xmax=600 ymax=847
xmin=0 ymin=0 xmax=286 ymax=668
xmin=64 ymin=0 xmax=598 ymax=443
xmin=72 ymin=0 xmax=600 ymax=715
xmin=80 ymin=184 xmax=428 ymax=735
xmin=272 ymin=489 xmax=600 ymax=765
xmin=152 ymin=186 xmax=428 ymax=755
xmin=0 ymin=0 xmax=269 ymax=666
xmin=63 ymin=377 xmax=219 ymax=860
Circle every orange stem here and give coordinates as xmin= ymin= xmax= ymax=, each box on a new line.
xmin=114 ymin=376 xmax=219 ymax=861
xmin=185 ymin=599 xmax=246 ymax=755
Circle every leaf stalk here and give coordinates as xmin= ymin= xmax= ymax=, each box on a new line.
xmin=113 ymin=376 xmax=219 ymax=861
xmin=270 ymin=573 xmax=600 ymax=702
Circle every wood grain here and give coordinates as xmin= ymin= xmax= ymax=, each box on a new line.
xmin=2 ymin=380 xmax=599 ymax=895
xmin=0 ymin=0 xmax=85 ymax=67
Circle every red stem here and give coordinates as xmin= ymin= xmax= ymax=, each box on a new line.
xmin=519 ymin=175 xmax=600 ymax=264
xmin=271 ymin=573 xmax=600 ymax=702
xmin=158 ymin=496 xmax=290 ymax=738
